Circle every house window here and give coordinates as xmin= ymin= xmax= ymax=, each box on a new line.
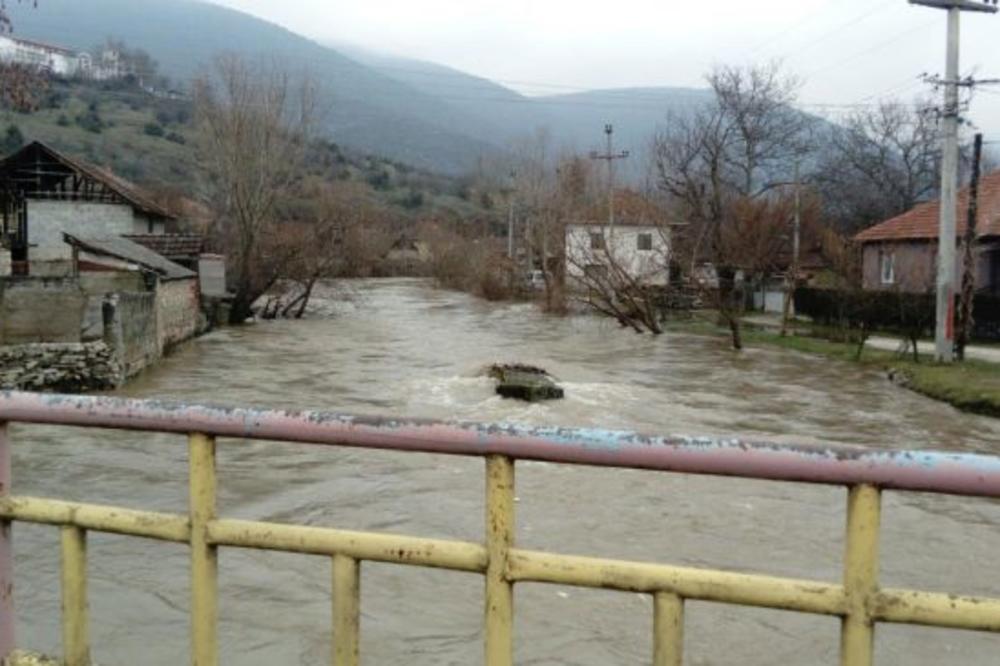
xmin=637 ymin=233 xmax=653 ymax=251
xmin=584 ymin=263 xmax=608 ymax=281
xmin=589 ymin=232 xmax=605 ymax=250
xmin=880 ymin=249 xmax=895 ymax=285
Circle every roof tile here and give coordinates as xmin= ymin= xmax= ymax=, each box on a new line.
xmin=855 ymin=170 xmax=1000 ymax=243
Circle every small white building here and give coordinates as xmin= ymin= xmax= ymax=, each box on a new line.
xmin=565 ymin=222 xmax=671 ymax=287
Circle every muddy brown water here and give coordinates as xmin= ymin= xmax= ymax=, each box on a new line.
xmin=10 ymin=278 xmax=1000 ymax=665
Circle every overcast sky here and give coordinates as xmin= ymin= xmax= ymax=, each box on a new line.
xmin=209 ymin=0 xmax=1000 ymax=135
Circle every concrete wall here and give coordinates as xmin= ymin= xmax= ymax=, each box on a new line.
xmin=103 ymin=292 xmax=159 ymax=379
xmin=79 ymin=272 xmax=146 ymax=341
xmin=565 ymin=224 xmax=670 ymax=287
xmin=198 ymin=254 xmax=227 ymax=297
xmin=25 ymin=201 xmax=142 ymax=275
xmin=0 ymin=277 xmax=86 ymax=345
xmin=156 ymin=279 xmax=200 ymax=352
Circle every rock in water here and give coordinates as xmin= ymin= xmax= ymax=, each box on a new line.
xmin=488 ymin=364 xmax=565 ymax=402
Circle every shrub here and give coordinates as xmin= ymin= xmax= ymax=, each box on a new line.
xmin=165 ymin=131 xmax=186 ymax=145
xmin=1 ymin=124 xmax=24 ymax=155
xmin=56 ymin=114 xmax=70 ymax=127
xmin=143 ymin=122 xmax=165 ymax=137
xmin=76 ymin=110 xmax=104 ymax=133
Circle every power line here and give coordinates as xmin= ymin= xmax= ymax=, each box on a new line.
xmin=801 ymin=18 xmax=939 ymax=79
xmin=775 ymin=0 xmax=898 ymax=60
xmin=744 ymin=0 xmax=840 ymax=55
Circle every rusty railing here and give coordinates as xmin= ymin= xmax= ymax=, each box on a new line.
xmin=0 ymin=391 xmax=999 ymax=665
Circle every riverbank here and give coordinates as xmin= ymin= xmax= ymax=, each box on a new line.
xmin=667 ymin=315 xmax=1000 ymax=418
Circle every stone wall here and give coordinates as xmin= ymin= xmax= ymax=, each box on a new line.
xmin=0 ymin=341 xmax=121 ymax=392
xmin=0 ymin=277 xmax=86 ymax=345
xmin=156 ymin=279 xmax=200 ymax=352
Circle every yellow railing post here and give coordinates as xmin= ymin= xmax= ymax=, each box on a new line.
xmin=61 ymin=525 xmax=90 ymax=666
xmin=653 ymin=592 xmax=684 ymax=666
xmin=841 ymin=484 xmax=881 ymax=666
xmin=189 ymin=433 xmax=218 ymax=666
xmin=332 ymin=554 xmax=360 ymax=666
xmin=485 ymin=455 xmax=514 ymax=666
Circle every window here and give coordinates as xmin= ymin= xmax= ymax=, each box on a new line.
xmin=589 ymin=232 xmax=605 ymax=250
xmin=637 ymin=233 xmax=653 ymax=251
xmin=584 ymin=263 xmax=608 ymax=281
xmin=880 ymin=249 xmax=895 ymax=285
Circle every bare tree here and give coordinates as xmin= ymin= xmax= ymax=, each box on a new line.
xmin=194 ymin=54 xmax=316 ymax=324
xmin=654 ymin=62 xmax=810 ymax=349
xmin=0 ymin=61 xmax=46 ymax=112
xmin=815 ymin=100 xmax=938 ymax=234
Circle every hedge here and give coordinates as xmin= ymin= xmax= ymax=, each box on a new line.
xmin=794 ymin=287 xmax=1000 ymax=342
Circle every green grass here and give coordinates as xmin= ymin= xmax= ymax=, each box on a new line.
xmin=669 ymin=316 xmax=1000 ymax=419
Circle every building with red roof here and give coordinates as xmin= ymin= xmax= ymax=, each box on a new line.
xmin=854 ymin=170 xmax=1000 ymax=295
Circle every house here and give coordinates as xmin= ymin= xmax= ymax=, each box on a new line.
xmin=565 ymin=190 xmax=672 ymax=288
xmin=0 ymin=141 xmax=175 ymax=277
xmin=0 ymin=35 xmax=124 ymax=80
xmin=854 ymin=170 xmax=1000 ymax=295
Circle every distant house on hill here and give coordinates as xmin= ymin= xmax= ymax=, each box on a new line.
xmin=0 ymin=141 xmax=175 ymax=276
xmin=854 ymin=170 xmax=1000 ymax=295
xmin=565 ymin=190 xmax=672 ymax=288
xmin=0 ymin=35 xmax=125 ymax=80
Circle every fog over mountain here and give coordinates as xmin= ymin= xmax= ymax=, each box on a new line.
xmin=9 ymin=0 xmax=714 ymax=174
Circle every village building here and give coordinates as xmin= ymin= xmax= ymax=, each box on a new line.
xmin=854 ymin=170 xmax=1000 ymax=295
xmin=0 ymin=35 xmax=124 ymax=80
xmin=564 ymin=190 xmax=672 ymax=288
xmin=0 ymin=141 xmax=175 ymax=277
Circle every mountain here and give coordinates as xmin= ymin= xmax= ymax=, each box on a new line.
xmin=8 ymin=0 xmax=504 ymax=173
xmin=337 ymin=44 xmax=714 ymax=171
xmin=7 ymin=0 xmax=715 ymax=175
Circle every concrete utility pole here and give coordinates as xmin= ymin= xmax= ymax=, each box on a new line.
xmin=505 ymin=170 xmax=516 ymax=260
xmin=910 ymin=0 xmax=997 ymax=363
xmin=589 ymin=124 xmax=630 ymax=232
xmin=781 ymin=160 xmax=802 ymax=338
xmin=956 ymin=133 xmax=983 ymax=360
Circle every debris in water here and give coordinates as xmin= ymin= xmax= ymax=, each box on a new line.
xmin=487 ymin=364 xmax=565 ymax=402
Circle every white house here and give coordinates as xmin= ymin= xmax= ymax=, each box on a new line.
xmin=566 ymin=222 xmax=671 ymax=287
xmin=0 ymin=35 xmax=124 ymax=80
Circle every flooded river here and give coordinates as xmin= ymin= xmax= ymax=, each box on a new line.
xmin=11 ymin=279 xmax=1000 ymax=665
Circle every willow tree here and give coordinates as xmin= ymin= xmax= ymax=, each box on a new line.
xmin=194 ymin=54 xmax=316 ymax=323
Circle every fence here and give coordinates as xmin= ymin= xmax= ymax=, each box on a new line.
xmin=1 ymin=391 xmax=1000 ymax=666
xmin=794 ymin=287 xmax=1000 ymax=341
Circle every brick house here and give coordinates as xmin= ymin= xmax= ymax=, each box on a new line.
xmin=854 ymin=170 xmax=1000 ymax=295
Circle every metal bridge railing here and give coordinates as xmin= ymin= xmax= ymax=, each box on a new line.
xmin=0 ymin=391 xmax=999 ymax=666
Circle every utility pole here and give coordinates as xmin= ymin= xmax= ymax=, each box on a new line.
xmin=505 ymin=170 xmax=516 ymax=260
xmin=781 ymin=160 xmax=801 ymax=337
xmin=910 ymin=0 xmax=997 ymax=363
xmin=956 ymin=133 xmax=983 ymax=360
xmin=589 ymin=124 xmax=629 ymax=232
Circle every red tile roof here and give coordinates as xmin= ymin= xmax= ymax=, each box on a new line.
xmin=855 ymin=170 xmax=1000 ymax=243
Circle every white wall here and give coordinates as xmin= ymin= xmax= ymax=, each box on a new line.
xmin=565 ymin=224 xmax=670 ymax=286
xmin=26 ymin=201 xmax=139 ymax=269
